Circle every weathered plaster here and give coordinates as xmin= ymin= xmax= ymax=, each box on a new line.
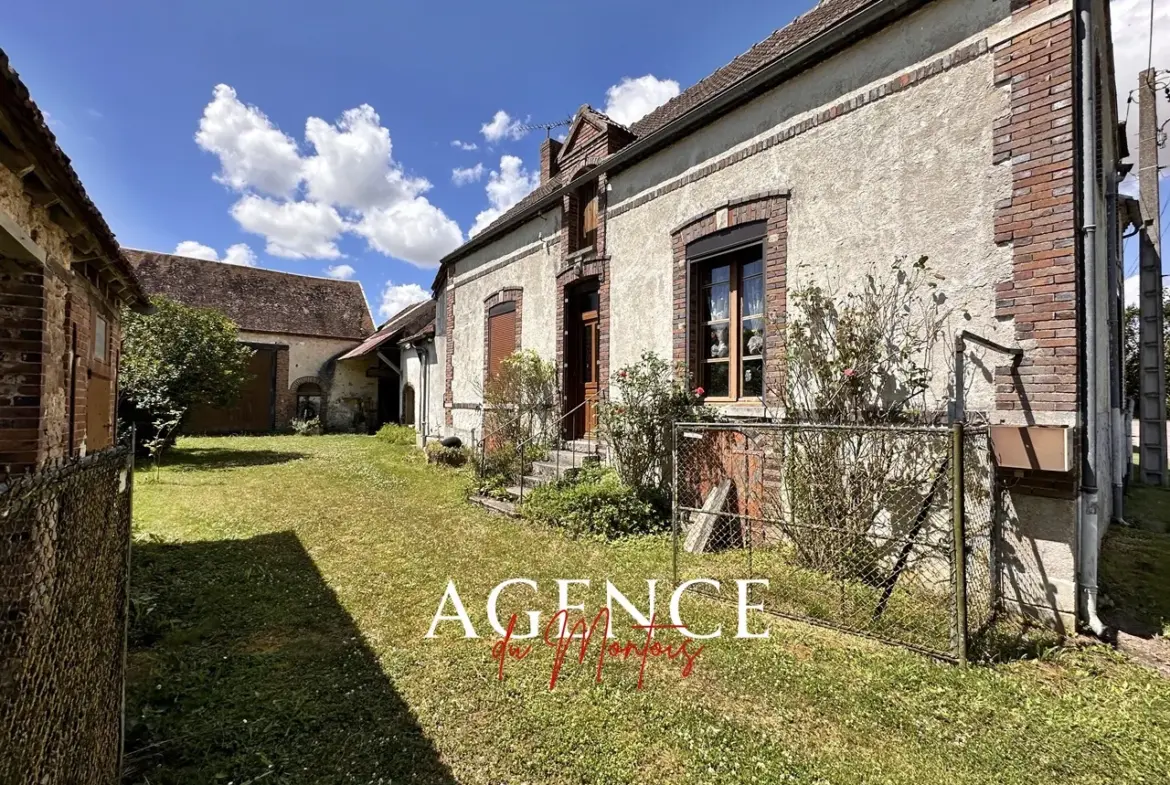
xmin=450 ymin=235 xmax=559 ymax=406
xmin=609 ymin=52 xmax=1017 ymax=417
xmin=237 ymin=330 xmax=376 ymax=432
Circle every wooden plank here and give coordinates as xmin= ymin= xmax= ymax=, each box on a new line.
xmin=684 ymin=479 xmax=731 ymax=554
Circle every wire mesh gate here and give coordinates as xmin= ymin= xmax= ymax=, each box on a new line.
xmin=672 ymin=422 xmax=997 ymax=662
xmin=0 ymin=444 xmax=135 ymax=784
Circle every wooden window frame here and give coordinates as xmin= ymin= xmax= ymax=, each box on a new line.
xmin=576 ymin=180 xmax=598 ymax=252
xmin=692 ymin=243 xmax=766 ymax=403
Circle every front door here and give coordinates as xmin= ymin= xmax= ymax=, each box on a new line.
xmin=566 ymin=282 xmax=600 ymax=440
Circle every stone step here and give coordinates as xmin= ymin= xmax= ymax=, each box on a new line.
xmin=529 ymin=449 xmax=601 ymax=479
xmin=470 ymin=495 xmax=518 ymax=517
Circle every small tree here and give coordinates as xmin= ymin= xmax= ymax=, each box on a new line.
xmin=477 ymin=351 xmax=558 ymax=483
xmin=120 ymin=296 xmax=253 ymax=466
xmin=597 ymin=351 xmax=714 ymax=505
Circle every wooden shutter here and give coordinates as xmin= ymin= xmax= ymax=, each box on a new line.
xmin=579 ymin=182 xmax=598 ymax=249
xmin=85 ymin=374 xmax=112 ymax=450
xmin=487 ymin=305 xmax=517 ymax=380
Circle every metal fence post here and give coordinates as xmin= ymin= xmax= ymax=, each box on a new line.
xmin=671 ymin=423 xmax=680 ymax=588
xmin=952 ymin=422 xmax=968 ymax=665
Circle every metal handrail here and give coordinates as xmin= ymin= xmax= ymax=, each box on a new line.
xmin=512 ymin=391 xmax=606 ymax=504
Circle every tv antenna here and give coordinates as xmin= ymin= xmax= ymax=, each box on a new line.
xmin=517 ymin=116 xmax=573 ymax=138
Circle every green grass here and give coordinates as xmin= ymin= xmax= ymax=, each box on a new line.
xmin=125 ymin=435 xmax=1170 ymax=784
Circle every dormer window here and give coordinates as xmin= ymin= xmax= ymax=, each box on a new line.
xmin=574 ymin=180 xmax=598 ymax=253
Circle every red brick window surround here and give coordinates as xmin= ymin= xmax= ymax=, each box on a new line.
xmin=483 ymin=287 xmax=523 ymax=384
xmin=671 ymin=192 xmax=788 ymax=408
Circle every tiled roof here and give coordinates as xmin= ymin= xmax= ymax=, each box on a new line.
xmin=337 ymin=299 xmax=435 ymax=360
xmin=125 ymin=250 xmax=374 ymax=340
xmin=0 ymin=49 xmax=149 ymax=307
xmin=438 ymin=0 xmax=879 ymax=266
xmin=630 ymin=0 xmax=877 ymax=138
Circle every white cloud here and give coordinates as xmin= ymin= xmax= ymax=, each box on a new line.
xmin=1111 ymin=0 xmax=1170 ymax=193
xmin=1125 ymin=274 xmax=1140 ymax=306
xmin=602 ymin=75 xmax=680 ymax=127
xmin=195 ymin=84 xmax=303 ymax=197
xmin=194 ymin=85 xmax=467 ymax=263
xmin=452 ymin=163 xmax=485 ymax=186
xmin=173 ymin=240 xmax=257 ymax=266
xmin=480 ymin=110 xmax=527 ymax=143
xmin=353 ymin=198 xmax=463 ymax=269
xmin=325 ymin=263 xmax=356 ymax=280
xmin=469 ymin=155 xmax=540 ymax=237
xmin=231 ymin=195 xmax=346 ymax=259
xmin=222 ymin=243 xmax=258 ymax=266
xmin=302 ymin=104 xmax=430 ymax=211
xmin=174 ymin=240 xmax=219 ymax=261
xmin=378 ymin=281 xmax=430 ymax=321
xmin=451 ymin=139 xmax=478 ymax=151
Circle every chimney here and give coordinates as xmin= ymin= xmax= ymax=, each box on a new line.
xmin=540 ymin=137 xmax=562 ymax=184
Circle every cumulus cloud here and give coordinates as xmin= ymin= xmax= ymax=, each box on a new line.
xmin=231 ymin=195 xmax=346 ymax=259
xmin=378 ymin=281 xmax=431 ymax=321
xmin=196 ymin=84 xmax=303 ymax=197
xmin=302 ymin=105 xmax=430 ymax=210
xmin=452 ymin=163 xmax=485 ymax=186
xmin=451 ymin=139 xmax=478 ymax=151
xmin=173 ymin=240 xmax=257 ymax=266
xmin=480 ymin=110 xmax=527 ymax=143
xmin=174 ymin=240 xmax=219 ymax=261
xmin=469 ymin=156 xmax=540 ymax=237
xmin=325 ymin=263 xmax=356 ymax=280
xmin=602 ymin=75 xmax=680 ymax=127
xmin=1112 ymin=0 xmax=1170 ymax=193
xmin=194 ymin=85 xmax=464 ymax=267
xmin=353 ymin=198 xmax=463 ymax=268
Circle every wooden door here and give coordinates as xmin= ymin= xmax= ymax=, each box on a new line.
xmin=566 ymin=283 xmax=600 ymax=440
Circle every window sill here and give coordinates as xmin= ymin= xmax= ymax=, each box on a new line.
xmin=709 ymin=401 xmax=772 ymax=420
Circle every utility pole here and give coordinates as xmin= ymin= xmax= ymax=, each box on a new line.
xmin=1137 ymin=68 xmax=1167 ymax=485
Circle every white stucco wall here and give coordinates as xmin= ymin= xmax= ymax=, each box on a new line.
xmin=606 ymin=0 xmax=1033 ymax=422
xmin=448 ymin=208 xmax=561 ymax=410
xmin=400 ymin=338 xmax=444 ymax=442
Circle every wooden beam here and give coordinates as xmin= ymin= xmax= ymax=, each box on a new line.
xmin=47 ymin=203 xmax=83 ymax=236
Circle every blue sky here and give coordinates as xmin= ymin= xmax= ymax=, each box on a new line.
xmin=4 ymin=0 xmax=1168 ymax=322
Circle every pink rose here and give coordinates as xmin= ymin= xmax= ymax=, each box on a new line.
xmin=694 ymin=386 xmax=705 ymax=396
xmin=843 ymin=368 xmax=857 ymax=378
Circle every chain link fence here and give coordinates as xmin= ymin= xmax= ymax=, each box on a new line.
xmin=672 ymin=421 xmax=997 ymax=662
xmin=0 ymin=444 xmax=134 ymax=784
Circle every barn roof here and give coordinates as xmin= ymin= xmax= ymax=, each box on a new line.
xmin=125 ymin=249 xmax=374 ymax=340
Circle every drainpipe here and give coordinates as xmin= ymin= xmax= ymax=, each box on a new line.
xmin=1077 ymin=5 xmax=1107 ymax=637
xmin=415 ymin=344 xmax=429 ymax=442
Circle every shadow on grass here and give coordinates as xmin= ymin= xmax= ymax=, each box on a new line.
xmin=161 ymin=448 xmax=310 ymax=472
xmin=1101 ymin=522 xmax=1170 ymax=640
xmin=124 ymin=532 xmax=457 ymax=784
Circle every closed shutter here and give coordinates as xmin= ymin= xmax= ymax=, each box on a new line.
xmin=487 ymin=304 xmax=517 ymax=380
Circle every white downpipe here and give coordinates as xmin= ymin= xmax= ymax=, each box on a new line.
xmin=1077 ymin=6 xmax=1107 ymax=638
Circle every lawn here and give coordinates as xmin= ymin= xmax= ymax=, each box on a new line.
xmin=125 ymin=435 xmax=1170 ymax=784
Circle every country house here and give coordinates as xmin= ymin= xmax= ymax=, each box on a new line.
xmin=430 ymin=0 xmax=1129 ymax=632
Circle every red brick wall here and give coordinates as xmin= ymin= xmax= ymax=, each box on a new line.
xmin=671 ymin=192 xmax=789 ymax=405
xmin=991 ymin=7 xmax=1078 ymax=414
xmin=444 ymin=284 xmax=455 ymax=426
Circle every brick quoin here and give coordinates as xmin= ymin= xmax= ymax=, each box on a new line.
xmin=991 ymin=5 xmax=1078 ymax=415
xmin=671 ymin=193 xmax=789 ymax=406
xmin=444 ymin=283 xmax=455 ymax=426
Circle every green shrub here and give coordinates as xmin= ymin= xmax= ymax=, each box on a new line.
xmin=376 ymin=424 xmax=417 ymax=446
xmin=520 ymin=465 xmax=664 ymax=540
xmin=425 ymin=441 xmax=469 ymax=467
xmin=291 ymin=417 xmax=322 ymax=436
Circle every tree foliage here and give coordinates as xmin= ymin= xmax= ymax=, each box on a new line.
xmin=120 ymin=296 xmax=254 ymax=419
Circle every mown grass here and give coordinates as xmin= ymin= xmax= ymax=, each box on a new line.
xmin=125 ymin=435 xmax=1170 ymax=784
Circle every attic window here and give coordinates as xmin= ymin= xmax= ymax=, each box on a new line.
xmin=574 ymin=180 xmax=598 ymax=252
